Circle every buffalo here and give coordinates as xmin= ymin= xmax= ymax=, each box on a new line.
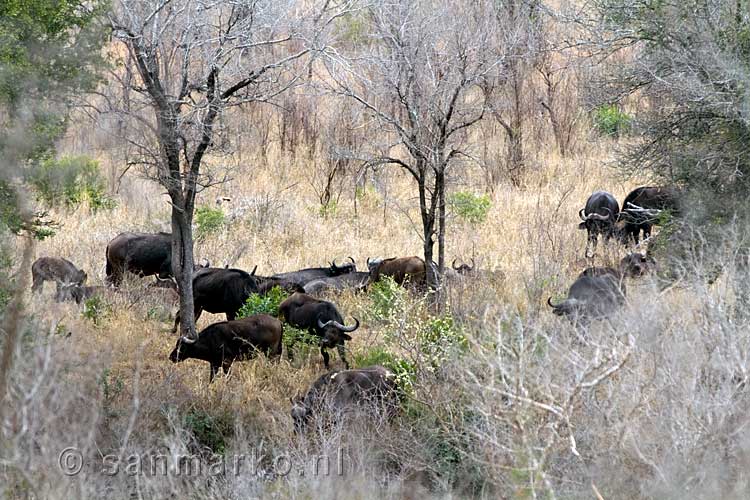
xmin=279 ymin=292 xmax=360 ymax=369
xmin=56 ymin=284 xmax=110 ymax=304
xmin=169 ymin=314 xmax=282 ymax=382
xmin=619 ymin=186 xmax=678 ymax=244
xmin=367 ymin=256 xmax=426 ymax=287
xmin=291 ymin=365 xmax=399 ymax=432
xmin=578 ymin=191 xmax=620 ymax=258
xmin=303 ymin=272 xmax=370 ymax=295
xmin=31 ymin=257 xmax=87 ymax=296
xmin=272 ymin=258 xmax=357 ymax=286
xmin=105 ymin=232 xmax=172 ymax=285
xmin=547 ymin=273 xmax=626 ymax=323
xmin=578 ymin=253 xmax=657 ymax=281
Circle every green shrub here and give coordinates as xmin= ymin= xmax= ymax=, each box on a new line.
xmin=592 ymin=104 xmax=631 ymax=137
xmin=237 ymin=286 xmax=288 ymax=318
xmin=367 ymin=276 xmax=408 ymax=323
xmin=448 ymin=191 xmax=491 ymax=224
xmin=318 ymin=201 xmax=338 ymax=219
xmin=82 ymin=295 xmax=109 ymax=325
xmin=30 ymin=155 xmax=115 ymax=211
xmin=354 ymin=346 xmax=417 ymax=393
xmin=183 ymin=408 xmax=233 ymax=455
xmin=418 ymin=313 xmax=468 ymax=371
xmin=194 ymin=206 xmax=226 ymax=240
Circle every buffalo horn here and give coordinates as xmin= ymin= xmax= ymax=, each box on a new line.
xmin=579 ymin=208 xmax=586 ymax=221
xmin=338 ymin=317 xmax=360 ymax=333
xmin=547 ymin=297 xmax=559 ymax=308
xmin=469 ymin=258 xmax=475 ymax=271
xmin=318 ymin=318 xmax=334 ymax=329
xmin=250 ymin=265 xmax=257 ymax=276
xmin=586 ymin=207 xmax=611 ymax=221
xmin=347 ymin=256 xmax=356 ymax=265
xmin=180 ymin=335 xmax=197 ymax=345
xmin=452 ymin=258 xmax=460 ymax=271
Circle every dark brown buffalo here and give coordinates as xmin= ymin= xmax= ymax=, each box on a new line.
xmin=291 ymin=365 xmax=399 ymax=432
xmin=271 ymin=258 xmax=357 ymax=286
xmin=547 ymin=273 xmax=626 ymax=323
xmin=367 ymin=256 xmax=426 ymax=286
xmin=105 ymin=232 xmax=172 ymax=285
xmin=279 ymin=292 xmax=360 ymax=369
xmin=31 ymin=257 xmax=87 ymax=296
xmin=619 ymin=186 xmax=678 ymax=244
xmin=169 ymin=314 xmax=282 ymax=382
xmin=578 ymin=191 xmax=620 ymax=258
xmin=172 ymin=267 xmax=303 ymax=332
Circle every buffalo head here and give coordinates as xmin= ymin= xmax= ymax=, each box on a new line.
xmin=316 ymin=317 xmax=360 ymax=348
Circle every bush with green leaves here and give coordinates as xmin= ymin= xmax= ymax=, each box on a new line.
xmin=448 ymin=191 xmax=491 ymax=224
xmin=353 ymin=346 xmax=417 ymax=393
xmin=237 ymin=286 xmax=288 ymax=318
xmin=194 ymin=206 xmax=226 ymax=240
xmin=592 ymin=104 xmax=631 ymax=138
xmin=182 ymin=408 xmax=233 ymax=455
xmin=418 ymin=313 xmax=467 ymax=371
xmin=30 ymin=155 xmax=115 ymax=211
xmin=82 ymin=295 xmax=109 ymax=325
xmin=367 ymin=276 xmax=408 ymax=323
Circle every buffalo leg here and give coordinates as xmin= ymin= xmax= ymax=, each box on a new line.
xmin=172 ymin=311 xmax=181 ymax=334
xmin=222 ymin=360 xmax=233 ymax=377
xmin=31 ymin=275 xmax=43 ymax=294
xmin=336 ymin=344 xmax=349 ymax=369
xmin=320 ymin=347 xmax=331 ymax=369
xmin=209 ymin=363 xmax=220 ymax=383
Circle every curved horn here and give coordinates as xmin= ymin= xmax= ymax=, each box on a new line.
xmin=338 ymin=317 xmax=360 ymax=333
xmin=179 ymin=335 xmax=197 ymax=345
xmin=318 ymin=318 xmax=334 ymax=329
xmin=547 ymin=297 xmax=559 ymax=308
xmin=367 ymin=257 xmax=372 ymax=266
xmin=469 ymin=258 xmax=475 ymax=271
xmin=586 ymin=207 xmax=611 ymax=221
xmin=579 ymin=208 xmax=586 ymax=221
xmin=452 ymin=258 xmax=460 ymax=271
xmin=347 ymin=256 xmax=356 ymax=265
xmin=199 ymin=258 xmax=210 ymax=268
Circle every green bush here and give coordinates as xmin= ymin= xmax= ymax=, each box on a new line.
xmin=82 ymin=295 xmax=109 ymax=325
xmin=318 ymin=201 xmax=338 ymax=219
xmin=418 ymin=313 xmax=468 ymax=371
xmin=367 ymin=276 xmax=408 ymax=323
xmin=354 ymin=346 xmax=417 ymax=393
xmin=194 ymin=206 xmax=226 ymax=240
xmin=592 ymin=104 xmax=631 ymax=138
xmin=237 ymin=286 xmax=288 ymax=318
xmin=183 ymin=408 xmax=233 ymax=455
xmin=448 ymin=191 xmax=491 ymax=224
xmin=30 ymin=155 xmax=116 ymax=211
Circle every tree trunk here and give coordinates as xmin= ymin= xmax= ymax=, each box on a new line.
xmin=417 ymin=168 xmax=439 ymax=291
xmin=171 ymin=203 xmax=197 ymax=339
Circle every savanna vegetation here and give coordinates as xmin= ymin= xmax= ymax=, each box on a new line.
xmin=2 ymin=0 xmax=750 ymax=498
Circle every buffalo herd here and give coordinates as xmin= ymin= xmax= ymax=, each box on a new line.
xmin=29 ymin=184 xmax=677 ymax=428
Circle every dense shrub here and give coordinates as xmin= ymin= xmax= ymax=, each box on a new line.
xmin=182 ymin=408 xmax=233 ymax=455
xmin=30 ymin=155 xmax=115 ymax=211
xmin=367 ymin=276 xmax=408 ymax=323
xmin=194 ymin=206 xmax=226 ymax=240
xmin=592 ymin=104 xmax=631 ymax=137
xmin=448 ymin=191 xmax=491 ymax=224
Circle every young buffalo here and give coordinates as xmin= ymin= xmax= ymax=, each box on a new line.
xmin=169 ymin=314 xmax=282 ymax=382
xmin=31 ymin=257 xmax=87 ymax=296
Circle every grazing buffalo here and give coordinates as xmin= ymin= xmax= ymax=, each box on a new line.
xmin=578 ymin=253 xmax=657 ymax=281
xmin=31 ymin=257 xmax=87 ymax=295
xmin=619 ymin=186 xmax=678 ymax=244
xmin=105 ymin=232 xmax=172 ymax=285
xmin=56 ymin=284 xmax=110 ymax=304
xmin=578 ymin=191 xmax=620 ymax=257
xmin=279 ymin=292 xmax=360 ymax=369
xmin=291 ymin=366 xmax=399 ymax=432
xmin=169 ymin=314 xmax=282 ymax=382
xmin=272 ymin=258 xmax=357 ymax=286
xmin=367 ymin=256 xmax=426 ymax=287
xmin=303 ymin=272 xmax=370 ymax=295
xmin=547 ymin=273 xmax=626 ymax=323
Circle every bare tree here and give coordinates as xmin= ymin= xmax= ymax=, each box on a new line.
xmin=324 ymin=0 xmax=502 ymax=291
xmin=108 ymin=0 xmax=348 ymax=339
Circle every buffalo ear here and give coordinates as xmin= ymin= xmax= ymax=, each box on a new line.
xmin=577 ymin=222 xmax=586 ymax=230
xmin=341 ymin=333 xmax=353 ymax=341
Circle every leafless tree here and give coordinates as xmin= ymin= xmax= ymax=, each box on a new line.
xmin=108 ymin=0 xmax=351 ymax=339
xmin=324 ymin=0 xmax=503 ymax=291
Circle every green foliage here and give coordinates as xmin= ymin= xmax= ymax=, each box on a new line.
xmin=418 ymin=313 xmax=468 ymax=371
xmin=237 ymin=286 xmax=288 ymax=318
xmin=592 ymin=104 xmax=631 ymax=138
xmin=98 ymin=368 xmax=124 ymax=417
xmin=367 ymin=276 xmax=408 ymax=322
xmin=82 ymin=295 xmax=109 ymax=325
xmin=282 ymin=326 xmax=319 ymax=356
xmin=448 ymin=191 xmax=491 ymax=224
xmin=183 ymin=408 xmax=233 ymax=455
xmin=335 ymin=11 xmax=367 ymax=43
xmin=194 ymin=206 xmax=226 ymax=240
xmin=353 ymin=346 xmax=417 ymax=393
xmin=30 ymin=155 xmax=115 ymax=211
xmin=318 ymin=201 xmax=338 ymax=219
xmin=0 ymin=180 xmax=58 ymax=239
xmin=0 ymin=236 xmax=13 ymax=315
